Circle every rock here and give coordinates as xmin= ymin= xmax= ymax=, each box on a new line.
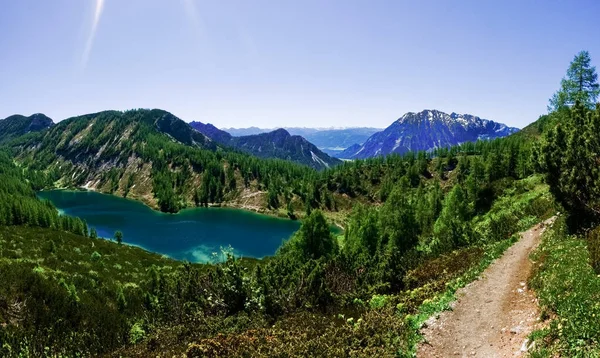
xmin=520 ymin=338 xmax=529 ymax=352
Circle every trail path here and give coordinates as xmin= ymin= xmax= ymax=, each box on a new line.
xmin=417 ymin=217 xmax=555 ymax=358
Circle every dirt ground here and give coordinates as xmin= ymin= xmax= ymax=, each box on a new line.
xmin=417 ymin=217 xmax=555 ymax=358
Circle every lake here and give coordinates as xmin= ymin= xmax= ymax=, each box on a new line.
xmin=37 ymin=190 xmax=302 ymax=262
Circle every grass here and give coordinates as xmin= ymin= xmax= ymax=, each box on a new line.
xmin=529 ymin=216 xmax=600 ymax=357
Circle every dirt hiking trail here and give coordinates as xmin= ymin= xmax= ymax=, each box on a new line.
xmin=417 ymin=217 xmax=555 ymax=358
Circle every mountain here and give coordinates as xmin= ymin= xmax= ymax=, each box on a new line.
xmin=222 ymin=127 xmax=381 ymax=158
xmin=292 ymin=128 xmax=381 ymax=157
xmin=224 ymin=126 xmax=267 ymax=136
xmin=339 ymin=110 xmax=519 ymax=159
xmin=190 ymin=122 xmax=341 ymax=170
xmin=8 ymin=109 xmax=339 ymax=214
xmin=9 ymin=110 xmax=232 ymax=212
xmin=189 ymin=121 xmax=233 ymax=144
xmin=0 ymin=113 xmax=53 ymax=143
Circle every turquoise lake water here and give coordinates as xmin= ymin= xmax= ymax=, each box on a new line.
xmin=37 ymin=190 xmax=302 ymax=262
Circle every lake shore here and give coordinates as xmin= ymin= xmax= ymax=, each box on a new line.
xmin=42 ymin=184 xmax=347 ymax=231
xmin=37 ymin=189 xmax=306 ymax=262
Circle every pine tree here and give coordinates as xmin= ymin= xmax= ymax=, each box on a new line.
xmin=293 ymin=210 xmax=337 ymax=260
xmin=114 ymin=230 xmax=123 ymax=245
xmin=379 ymin=179 xmax=419 ymax=255
xmin=434 ymin=185 xmax=471 ymax=251
xmin=549 ymin=50 xmax=600 ymax=111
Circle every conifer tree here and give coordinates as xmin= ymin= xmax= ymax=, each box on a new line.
xmin=114 ymin=230 xmax=123 ymax=245
xmin=549 ymin=50 xmax=599 ymax=111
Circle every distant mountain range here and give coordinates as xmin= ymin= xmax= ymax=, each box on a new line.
xmin=190 ymin=122 xmax=340 ymax=170
xmin=339 ymin=110 xmax=519 ymax=159
xmin=223 ymin=127 xmax=381 ymax=157
xmin=0 ymin=111 xmax=340 ymax=171
xmin=0 ymin=109 xmax=519 ymax=167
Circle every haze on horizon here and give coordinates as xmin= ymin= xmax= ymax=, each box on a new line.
xmin=1 ymin=0 xmax=599 ymax=129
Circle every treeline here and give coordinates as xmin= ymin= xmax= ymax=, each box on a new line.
xmin=0 ymin=151 xmax=88 ymax=235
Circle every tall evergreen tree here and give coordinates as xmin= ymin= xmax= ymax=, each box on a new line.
xmin=549 ymin=50 xmax=599 ymax=111
xmin=114 ymin=230 xmax=123 ymax=245
xmin=289 ymin=210 xmax=337 ymax=260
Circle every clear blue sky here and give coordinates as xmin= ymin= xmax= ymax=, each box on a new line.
xmin=1 ymin=0 xmax=599 ymax=129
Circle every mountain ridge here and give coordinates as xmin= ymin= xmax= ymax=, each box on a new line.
xmin=223 ymin=126 xmax=381 ymax=158
xmin=0 ymin=113 xmax=54 ymax=143
xmin=189 ymin=122 xmax=341 ymax=170
xmin=340 ymin=109 xmax=519 ymax=159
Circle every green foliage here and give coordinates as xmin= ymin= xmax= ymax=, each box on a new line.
xmin=369 ymin=294 xmax=389 ymax=309
xmin=587 ymin=226 xmax=600 ymax=273
xmin=0 ymin=114 xmax=52 ymax=145
xmin=344 ymin=204 xmax=380 ymax=257
xmin=0 ymin=225 xmax=174 ymax=357
xmin=90 ymin=251 xmax=102 ymax=262
xmin=379 ymin=180 xmax=420 ymax=255
xmin=529 ymin=217 xmax=600 ymax=356
xmin=284 ymin=210 xmax=338 ymax=260
xmin=433 ymin=185 xmax=471 ymax=252
xmin=0 ymin=106 xmax=563 ymax=356
xmin=549 ymin=50 xmax=599 ymax=111
xmin=114 ymin=230 xmax=123 ymax=245
xmin=542 ymin=102 xmax=600 ymax=227
xmin=0 ymin=150 xmax=88 ymax=236
xmin=129 ymin=322 xmax=146 ymax=345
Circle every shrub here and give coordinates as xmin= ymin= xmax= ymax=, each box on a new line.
xmin=369 ymin=294 xmax=389 ymax=309
xmin=91 ymin=251 xmax=101 ymax=262
xmin=129 ymin=322 xmax=146 ymax=344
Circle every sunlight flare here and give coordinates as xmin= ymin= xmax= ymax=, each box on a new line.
xmin=81 ymin=0 xmax=105 ymax=69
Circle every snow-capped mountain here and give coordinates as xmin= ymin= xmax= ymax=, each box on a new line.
xmin=339 ymin=110 xmax=519 ymax=159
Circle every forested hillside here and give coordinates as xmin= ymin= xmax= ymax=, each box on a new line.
xmin=0 ymin=113 xmax=53 ymax=144
xmin=8 ymin=109 xmax=319 ymax=214
xmin=0 ymin=137 xmax=555 ymax=357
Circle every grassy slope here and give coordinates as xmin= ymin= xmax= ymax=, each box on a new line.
xmin=529 ymin=216 xmax=600 ymax=357
xmin=0 ymin=226 xmax=179 ymax=356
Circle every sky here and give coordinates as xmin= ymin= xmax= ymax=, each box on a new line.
xmin=1 ymin=0 xmax=599 ymax=129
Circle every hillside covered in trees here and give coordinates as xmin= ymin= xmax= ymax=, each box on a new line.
xmin=0 ymin=113 xmax=53 ymax=144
